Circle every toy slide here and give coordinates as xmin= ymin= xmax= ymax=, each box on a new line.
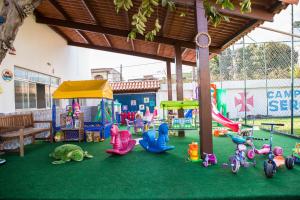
xmin=184 ymin=109 xmax=193 ymax=118
xmin=94 ymin=103 xmax=112 ymax=122
xmin=212 ymin=103 xmax=240 ymax=132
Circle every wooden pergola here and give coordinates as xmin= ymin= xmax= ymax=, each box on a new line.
xmin=34 ymin=0 xmax=298 ymax=155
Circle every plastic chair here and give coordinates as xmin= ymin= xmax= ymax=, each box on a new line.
xmin=125 ymin=119 xmax=134 ymax=131
xmin=134 ymin=118 xmax=144 ymax=134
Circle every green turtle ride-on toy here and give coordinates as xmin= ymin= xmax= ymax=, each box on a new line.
xmin=262 ymin=123 xmax=294 ymax=178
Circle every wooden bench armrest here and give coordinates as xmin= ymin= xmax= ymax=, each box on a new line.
xmin=33 ymin=120 xmax=52 ymax=124
xmin=0 ymin=125 xmax=25 ymax=129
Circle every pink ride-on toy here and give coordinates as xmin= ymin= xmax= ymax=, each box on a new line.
xmin=106 ymin=125 xmax=136 ymax=155
xmin=247 ymin=144 xmax=283 ymax=160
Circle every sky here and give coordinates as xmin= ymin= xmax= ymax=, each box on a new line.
xmin=82 ymin=3 xmax=300 ymax=81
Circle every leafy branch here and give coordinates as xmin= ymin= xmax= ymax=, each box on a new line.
xmin=113 ymin=0 xmax=252 ymax=41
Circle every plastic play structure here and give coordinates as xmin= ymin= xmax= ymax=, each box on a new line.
xmin=210 ymin=84 xmax=239 ymax=132
xmin=160 ymin=99 xmax=240 ymax=132
xmin=94 ymin=99 xmax=121 ymax=124
xmin=160 ymin=100 xmax=198 ymax=130
xmin=212 ymin=103 xmax=240 ymax=132
xmin=139 ymin=123 xmax=174 ymax=153
xmin=106 ymin=125 xmax=136 ymax=155
xmin=94 ymin=101 xmax=112 ymax=123
xmin=52 ymin=80 xmax=114 ymax=141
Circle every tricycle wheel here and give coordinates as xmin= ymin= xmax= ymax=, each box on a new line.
xmin=203 ymin=161 xmax=208 ymax=167
xmin=264 ymin=160 xmax=275 ymax=178
xmin=247 ymin=149 xmax=255 ymax=160
xmin=231 ymin=157 xmax=240 ymax=174
xmin=285 ymin=156 xmax=294 ymax=169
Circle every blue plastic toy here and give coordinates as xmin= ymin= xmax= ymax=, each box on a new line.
xmin=139 ymin=123 xmax=175 ymax=153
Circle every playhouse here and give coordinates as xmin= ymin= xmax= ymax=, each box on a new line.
xmin=52 ymin=80 xmax=114 ymax=142
xmin=1 ymin=1 xmax=300 ymax=200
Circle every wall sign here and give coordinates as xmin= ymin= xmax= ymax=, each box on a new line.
xmin=139 ymin=104 xmax=145 ymax=110
xmin=131 ymin=100 xmax=136 ymax=106
xmin=144 ymin=97 xmax=149 ymax=103
xmin=2 ymin=69 xmax=13 ymax=82
xmin=268 ymin=90 xmax=300 ymax=112
xmin=122 ymin=105 xmax=128 ymax=111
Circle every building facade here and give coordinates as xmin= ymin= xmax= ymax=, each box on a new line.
xmin=91 ymin=68 xmax=121 ymax=82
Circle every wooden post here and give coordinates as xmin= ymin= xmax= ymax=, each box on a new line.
xmin=19 ymin=128 xmax=24 ymax=157
xmin=195 ymin=0 xmax=213 ymax=155
xmin=175 ymin=44 xmax=184 ymax=137
xmin=166 ymin=61 xmax=172 ymax=101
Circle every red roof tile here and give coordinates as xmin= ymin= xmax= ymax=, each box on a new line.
xmin=111 ymin=80 xmax=160 ymax=93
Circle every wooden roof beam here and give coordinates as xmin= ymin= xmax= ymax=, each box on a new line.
xmin=68 ymin=42 xmax=196 ymax=66
xmin=131 ymin=40 xmax=135 ymax=51
xmin=156 ymin=43 xmax=161 ymax=55
xmin=36 ymin=16 xmax=201 ymax=49
xmin=215 ymin=3 xmax=273 ymax=22
xmin=181 ymin=48 xmax=188 ymax=57
xmin=221 ymin=20 xmax=262 ymax=51
xmin=162 ymin=9 xmax=171 ymax=36
xmin=75 ymin=30 xmax=89 ymax=44
xmin=48 ymin=0 xmax=69 ymax=20
xmin=48 ymin=0 xmax=92 ymax=45
xmin=80 ymin=0 xmax=97 ymax=23
xmin=103 ymin=34 xmax=112 ymax=47
xmin=50 ymin=26 xmax=71 ymax=42
xmin=174 ymin=0 xmax=275 ymax=22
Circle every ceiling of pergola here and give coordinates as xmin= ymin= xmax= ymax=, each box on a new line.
xmin=34 ymin=0 xmax=293 ymax=65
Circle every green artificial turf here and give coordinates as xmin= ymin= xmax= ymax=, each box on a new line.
xmin=0 ymin=128 xmax=300 ymax=200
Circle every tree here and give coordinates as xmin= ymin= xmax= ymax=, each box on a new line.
xmin=293 ymin=64 xmax=300 ymax=78
xmin=114 ymin=0 xmax=252 ymax=41
xmin=0 ymin=0 xmax=42 ymax=64
xmin=211 ymin=42 xmax=299 ymax=81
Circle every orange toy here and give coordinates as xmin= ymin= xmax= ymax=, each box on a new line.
xmin=213 ymin=129 xmax=228 ymax=137
xmin=188 ymin=142 xmax=200 ymax=162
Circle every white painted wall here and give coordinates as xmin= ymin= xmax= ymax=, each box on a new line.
xmin=159 ymin=80 xmax=300 ymax=119
xmin=0 ymin=16 xmax=92 ymax=113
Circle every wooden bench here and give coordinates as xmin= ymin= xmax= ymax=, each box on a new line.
xmin=0 ymin=113 xmax=52 ymax=157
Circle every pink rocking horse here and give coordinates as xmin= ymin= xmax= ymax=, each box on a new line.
xmin=106 ymin=125 xmax=136 ymax=155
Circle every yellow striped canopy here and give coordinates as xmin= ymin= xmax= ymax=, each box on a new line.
xmin=53 ymin=80 xmax=113 ymax=99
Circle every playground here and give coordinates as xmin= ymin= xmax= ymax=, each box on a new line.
xmin=1 ymin=128 xmax=300 ymax=200
xmin=1 ymin=0 xmax=300 ymax=200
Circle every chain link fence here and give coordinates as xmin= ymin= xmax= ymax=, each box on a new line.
xmin=210 ymin=40 xmax=300 ymax=136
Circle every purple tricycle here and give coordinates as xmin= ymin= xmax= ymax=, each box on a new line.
xmin=202 ymin=153 xmax=217 ymax=167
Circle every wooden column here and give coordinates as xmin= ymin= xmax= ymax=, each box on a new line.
xmin=195 ymin=0 xmax=213 ymax=155
xmin=175 ymin=44 xmax=184 ymax=137
xmin=166 ymin=61 xmax=172 ymax=101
